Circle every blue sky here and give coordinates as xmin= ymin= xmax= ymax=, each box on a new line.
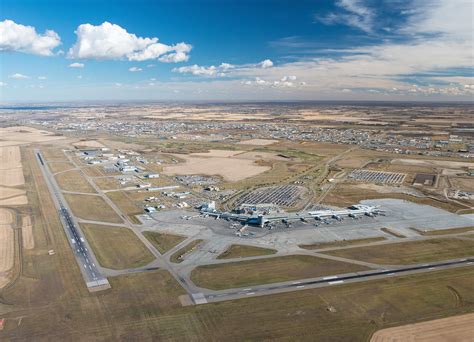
xmin=0 ymin=0 xmax=473 ymax=102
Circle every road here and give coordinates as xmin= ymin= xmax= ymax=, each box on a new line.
xmin=201 ymin=257 xmax=474 ymax=303
xmin=35 ymin=150 xmax=110 ymax=290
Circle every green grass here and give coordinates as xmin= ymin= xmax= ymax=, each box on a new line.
xmin=217 ymin=244 xmax=277 ymax=259
xmin=191 ymin=255 xmax=368 ymax=290
xmin=81 ymin=223 xmax=155 ymax=269
xmin=170 ymin=239 xmax=203 ymax=263
xmin=325 ymin=238 xmax=474 ymax=265
xmin=143 ymin=231 xmax=187 ymax=254
xmin=299 ymin=237 xmax=386 ymax=250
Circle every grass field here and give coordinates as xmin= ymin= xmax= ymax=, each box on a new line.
xmin=412 ymin=226 xmax=474 ymax=236
xmin=325 ymin=238 xmax=474 ymax=265
xmin=55 ymin=170 xmax=96 ymax=193
xmin=81 ymin=223 xmax=155 ymax=269
xmin=217 ymin=244 xmax=277 ymax=259
xmin=106 ymin=191 xmax=143 ymax=221
xmin=191 ymin=255 xmax=368 ymax=290
xmin=63 ymin=193 xmax=123 ymax=223
xmin=170 ymin=239 xmax=203 ymax=263
xmin=94 ymin=177 xmax=121 ymax=190
xmin=299 ymin=237 xmax=387 ymax=250
xmin=143 ymin=231 xmax=187 ymax=254
xmin=47 ymin=162 xmax=75 ymax=174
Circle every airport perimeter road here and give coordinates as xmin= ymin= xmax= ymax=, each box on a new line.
xmin=35 ymin=150 xmax=109 ymax=290
xmin=199 ymin=257 xmax=474 ymax=304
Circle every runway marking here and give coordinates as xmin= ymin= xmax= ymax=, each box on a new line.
xmin=387 ymin=273 xmax=395 ymax=275
xmin=328 ymin=280 xmax=344 ymax=285
xmin=292 ymin=281 xmax=301 ymax=284
xmin=243 ymin=288 xmax=252 ymax=291
xmin=429 ymin=267 xmax=435 ymax=270
xmin=246 ymin=292 xmax=255 ymax=295
xmin=296 ymin=285 xmax=305 ymax=288
xmin=323 ymin=276 xmax=338 ymax=280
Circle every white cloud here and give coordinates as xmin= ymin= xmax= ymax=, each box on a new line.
xmin=37 ymin=76 xmax=47 ymax=80
xmin=259 ymin=59 xmax=274 ymax=68
xmin=0 ymin=19 xmax=61 ymax=56
xmin=244 ymin=76 xmax=303 ymax=88
xmin=0 ymin=82 xmax=7 ymax=87
xmin=173 ymin=62 xmax=233 ymax=77
xmin=129 ymin=67 xmax=142 ymax=72
xmin=8 ymin=73 xmax=29 ymax=80
xmin=69 ymin=62 xmax=84 ymax=68
xmin=68 ymin=22 xmax=192 ymax=62
xmin=316 ymin=0 xmax=375 ymax=33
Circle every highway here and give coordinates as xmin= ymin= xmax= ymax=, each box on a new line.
xmin=35 ymin=149 xmax=109 ymax=290
xmin=202 ymin=257 xmax=474 ymax=303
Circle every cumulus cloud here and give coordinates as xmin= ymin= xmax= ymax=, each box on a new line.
xmin=69 ymin=62 xmax=84 ymax=68
xmin=173 ymin=62 xmax=233 ymax=77
xmin=68 ymin=22 xmax=191 ymax=62
xmin=129 ymin=67 xmax=142 ymax=72
xmin=243 ymin=76 xmax=304 ymax=88
xmin=259 ymin=59 xmax=274 ymax=68
xmin=8 ymin=73 xmax=29 ymax=80
xmin=0 ymin=19 xmax=61 ymax=56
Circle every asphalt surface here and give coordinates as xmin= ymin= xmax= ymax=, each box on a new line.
xmin=35 ymin=150 xmax=109 ymax=289
xmin=202 ymin=257 xmax=474 ymax=303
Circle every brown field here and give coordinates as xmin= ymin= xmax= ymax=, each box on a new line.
xmin=0 ymin=126 xmax=64 ymax=144
xmin=325 ymin=238 xmax=474 ymax=265
xmin=0 ymin=168 xmax=25 ymax=186
xmin=299 ymin=237 xmax=387 ymax=250
xmin=392 ymin=158 xmax=474 ymax=169
xmin=0 ymin=208 xmax=15 ymax=288
xmin=217 ymin=244 xmax=277 ymax=259
xmin=237 ymin=139 xmax=279 ymax=146
xmin=0 ymin=186 xmax=25 ymax=200
xmin=0 ymin=195 xmax=28 ymax=206
xmin=143 ymin=231 xmax=187 ymax=254
xmin=450 ymin=177 xmax=474 ymax=192
xmin=21 ymin=215 xmax=34 ymax=250
xmin=81 ymin=165 xmax=107 ymax=177
xmin=63 ymin=194 xmax=123 ymax=223
xmin=163 ymin=152 xmax=270 ymax=182
xmin=81 ymin=224 xmax=154 ymax=269
xmin=40 ymin=147 xmax=69 ymax=161
xmin=47 ymin=161 xmax=75 ymax=174
xmin=55 ymin=170 xmax=96 ymax=193
xmin=335 ymin=157 xmax=372 ymax=169
xmin=371 ymin=313 xmax=474 ymax=342
xmin=191 ymin=255 xmax=368 ymax=290
xmin=106 ymin=191 xmax=143 ymax=220
xmin=94 ymin=177 xmax=121 ymax=190
xmin=72 ymin=140 xmax=106 ymax=148
xmin=0 ymin=146 xmax=22 ymax=169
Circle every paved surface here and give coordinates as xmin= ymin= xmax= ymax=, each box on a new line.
xmin=35 ymin=150 xmax=109 ymax=290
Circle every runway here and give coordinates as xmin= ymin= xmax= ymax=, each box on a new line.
xmin=35 ymin=150 xmax=109 ymax=290
xmin=202 ymin=257 xmax=474 ymax=303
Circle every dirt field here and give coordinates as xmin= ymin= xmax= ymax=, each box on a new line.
xmin=0 ymin=168 xmax=25 ymax=187
xmin=0 ymin=146 xmax=22 ymax=169
xmin=106 ymin=191 xmax=143 ymax=220
xmin=143 ymin=231 xmax=187 ymax=254
xmin=81 ymin=224 xmax=155 ymax=269
xmin=163 ymin=153 xmax=271 ymax=182
xmin=392 ymin=158 xmax=474 ymax=169
xmin=191 ymin=255 xmax=368 ymax=290
xmin=0 ymin=195 xmax=28 ymax=205
xmin=0 ymin=187 xmax=25 ymax=200
xmin=0 ymin=208 xmax=15 ymax=288
xmin=413 ymin=226 xmax=474 ymax=236
xmin=217 ymin=244 xmax=277 ymax=259
xmin=371 ymin=313 xmax=474 ymax=342
xmin=63 ymin=194 xmax=123 ymax=223
xmin=21 ymin=215 xmax=34 ymax=250
xmin=326 ymin=238 xmax=474 ymax=265
xmin=55 ymin=170 xmax=96 ymax=193
xmin=0 ymin=126 xmax=64 ymax=145
xmin=237 ymin=139 xmax=279 ymax=146
xmin=73 ymin=140 xmax=106 ymax=148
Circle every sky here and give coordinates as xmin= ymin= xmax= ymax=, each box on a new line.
xmin=0 ymin=0 xmax=473 ymax=102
